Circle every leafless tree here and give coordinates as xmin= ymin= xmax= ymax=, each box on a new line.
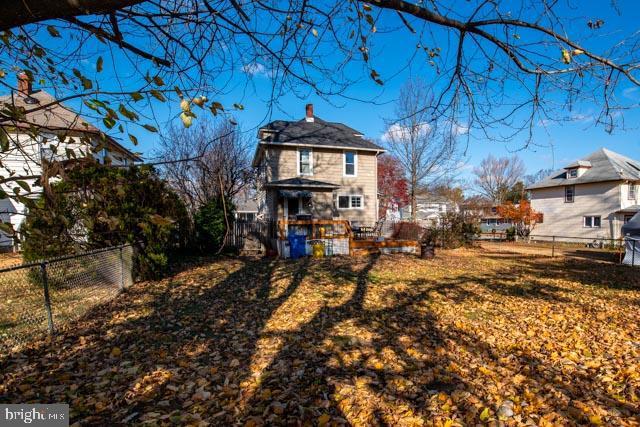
xmin=473 ymin=155 xmax=526 ymax=203
xmin=156 ymin=119 xmax=251 ymax=214
xmin=384 ymin=79 xmax=464 ymax=220
xmin=1 ymin=0 xmax=640 ymax=221
xmin=524 ymin=168 xmax=555 ymax=186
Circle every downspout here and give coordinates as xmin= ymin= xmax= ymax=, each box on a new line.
xmin=374 ymin=150 xmax=379 ymax=222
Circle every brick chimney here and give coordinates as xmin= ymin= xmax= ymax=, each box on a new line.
xmin=305 ymin=103 xmax=314 ymax=122
xmin=17 ymin=72 xmax=32 ymax=95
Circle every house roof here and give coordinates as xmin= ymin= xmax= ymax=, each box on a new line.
xmin=616 ymin=205 xmax=640 ymax=214
xmin=252 ymin=116 xmax=383 ymax=166
xmin=0 ymin=89 xmax=141 ymax=161
xmin=234 ymin=194 xmax=259 ymax=213
xmin=622 ymin=211 xmax=640 ymax=236
xmin=265 ymin=177 xmax=339 ymax=188
xmin=526 ymin=148 xmax=640 ymax=190
xmin=564 ymin=160 xmax=592 ymax=169
xmin=414 ymin=196 xmax=453 ymax=205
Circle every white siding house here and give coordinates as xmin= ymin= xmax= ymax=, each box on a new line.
xmin=0 ymin=74 xmax=140 ymax=249
xmin=526 ymin=148 xmax=640 ymax=240
xmin=400 ymin=197 xmax=458 ymax=226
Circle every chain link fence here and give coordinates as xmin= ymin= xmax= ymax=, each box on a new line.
xmin=472 ymin=234 xmax=628 ymax=264
xmin=0 ymin=245 xmax=134 ymax=354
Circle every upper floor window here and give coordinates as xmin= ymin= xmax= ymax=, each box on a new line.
xmin=565 ymin=185 xmax=575 ymax=203
xmin=298 ymin=148 xmax=313 ymax=175
xmin=629 ymin=183 xmax=637 ymax=200
xmin=344 ymin=151 xmax=357 ymax=176
xmin=41 ymin=146 xmax=67 ymax=163
xmin=568 ymin=168 xmax=578 ymax=178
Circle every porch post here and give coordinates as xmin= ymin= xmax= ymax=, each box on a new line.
xmin=283 ymin=198 xmax=288 ymax=238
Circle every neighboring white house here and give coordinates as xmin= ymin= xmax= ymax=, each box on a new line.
xmin=526 ymin=148 xmax=640 ymax=240
xmin=400 ymin=196 xmax=459 ymax=226
xmin=233 ymin=188 xmax=260 ymax=221
xmin=0 ymin=74 xmax=141 ymax=249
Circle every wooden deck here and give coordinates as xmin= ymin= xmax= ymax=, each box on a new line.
xmin=276 ymin=219 xmax=419 ymax=257
xmin=350 ymin=239 xmax=419 ymax=256
xmin=277 ymin=219 xmax=352 ymax=240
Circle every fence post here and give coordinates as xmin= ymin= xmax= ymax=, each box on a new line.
xmin=40 ymin=262 xmax=54 ymax=335
xmin=551 ymin=236 xmax=556 ymax=258
xmin=119 ymin=246 xmax=125 ymax=290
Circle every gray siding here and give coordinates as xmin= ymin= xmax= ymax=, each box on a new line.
xmin=530 ymin=181 xmax=624 ymax=239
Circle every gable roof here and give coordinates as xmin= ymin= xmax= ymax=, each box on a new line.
xmin=0 ymin=90 xmax=141 ymax=161
xmin=526 ymin=148 xmax=640 ymax=190
xmin=253 ymin=116 xmax=383 ymax=165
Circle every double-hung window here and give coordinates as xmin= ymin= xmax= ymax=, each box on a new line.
xmin=344 ymin=151 xmax=357 ymax=176
xmin=583 ymin=216 xmax=601 ymax=228
xmin=298 ymin=148 xmax=313 ymax=175
xmin=337 ymin=195 xmax=363 ymax=209
xmin=629 ymin=183 xmax=637 ymax=200
xmin=565 ymin=185 xmax=575 ymax=203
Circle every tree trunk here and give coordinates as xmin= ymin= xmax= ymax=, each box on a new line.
xmin=410 ymin=175 xmax=417 ymax=222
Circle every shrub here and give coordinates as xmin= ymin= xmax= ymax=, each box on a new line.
xmin=505 ymin=226 xmax=516 ymax=241
xmin=428 ymin=212 xmax=480 ymax=248
xmin=193 ymin=197 xmax=234 ymax=253
xmin=392 ymin=221 xmax=427 ymax=241
xmin=21 ymin=164 xmax=190 ymax=279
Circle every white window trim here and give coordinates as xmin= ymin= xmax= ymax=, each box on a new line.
xmin=583 ymin=215 xmax=601 ymax=228
xmin=343 ymin=150 xmax=358 ymax=177
xmin=297 ymin=147 xmax=313 ymax=176
xmin=568 ymin=169 xmax=578 ymax=179
xmin=336 ymin=194 xmax=364 ymax=210
xmin=629 ymin=183 xmax=637 ymax=200
xmin=565 ymin=185 xmax=575 ymax=203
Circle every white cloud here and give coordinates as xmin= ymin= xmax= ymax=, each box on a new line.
xmin=381 ymin=122 xmax=432 ymax=142
xmin=623 ymin=86 xmax=640 ymax=100
xmin=570 ymin=113 xmax=594 ymax=123
xmin=537 ymin=112 xmax=593 ymax=127
xmin=381 ymin=121 xmax=468 ymax=142
xmin=450 ymin=122 xmax=469 ymax=136
xmin=241 ymin=62 xmax=274 ymax=78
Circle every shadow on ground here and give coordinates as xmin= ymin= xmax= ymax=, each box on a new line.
xmin=0 ymin=249 xmax=638 ymax=425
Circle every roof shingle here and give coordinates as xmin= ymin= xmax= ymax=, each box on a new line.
xmin=526 ymin=148 xmax=640 ymax=190
xmin=259 ymin=116 xmax=383 ymax=151
xmin=0 ymin=90 xmax=140 ymax=160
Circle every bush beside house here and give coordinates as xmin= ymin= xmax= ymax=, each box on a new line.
xmin=392 ymin=213 xmax=480 ymax=248
xmin=193 ymin=197 xmax=235 ymax=253
xmin=21 ymin=164 xmax=191 ymax=279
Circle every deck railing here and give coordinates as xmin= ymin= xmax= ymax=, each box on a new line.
xmin=277 ymin=219 xmax=352 ymax=240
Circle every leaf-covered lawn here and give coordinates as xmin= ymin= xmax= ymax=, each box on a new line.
xmin=1 ymin=249 xmax=639 ymax=426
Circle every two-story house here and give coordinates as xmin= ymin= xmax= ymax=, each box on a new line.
xmin=460 ymin=198 xmax=513 ymax=233
xmin=526 ymin=148 xmax=640 ymax=240
xmin=400 ymin=196 xmax=459 ymax=226
xmin=252 ymin=104 xmax=384 ymax=226
xmin=0 ymin=73 xmax=140 ymax=249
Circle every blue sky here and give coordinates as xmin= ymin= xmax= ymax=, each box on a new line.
xmin=23 ymin=1 xmax=640 ymax=186
xmin=214 ymin=0 xmax=640 ymax=183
